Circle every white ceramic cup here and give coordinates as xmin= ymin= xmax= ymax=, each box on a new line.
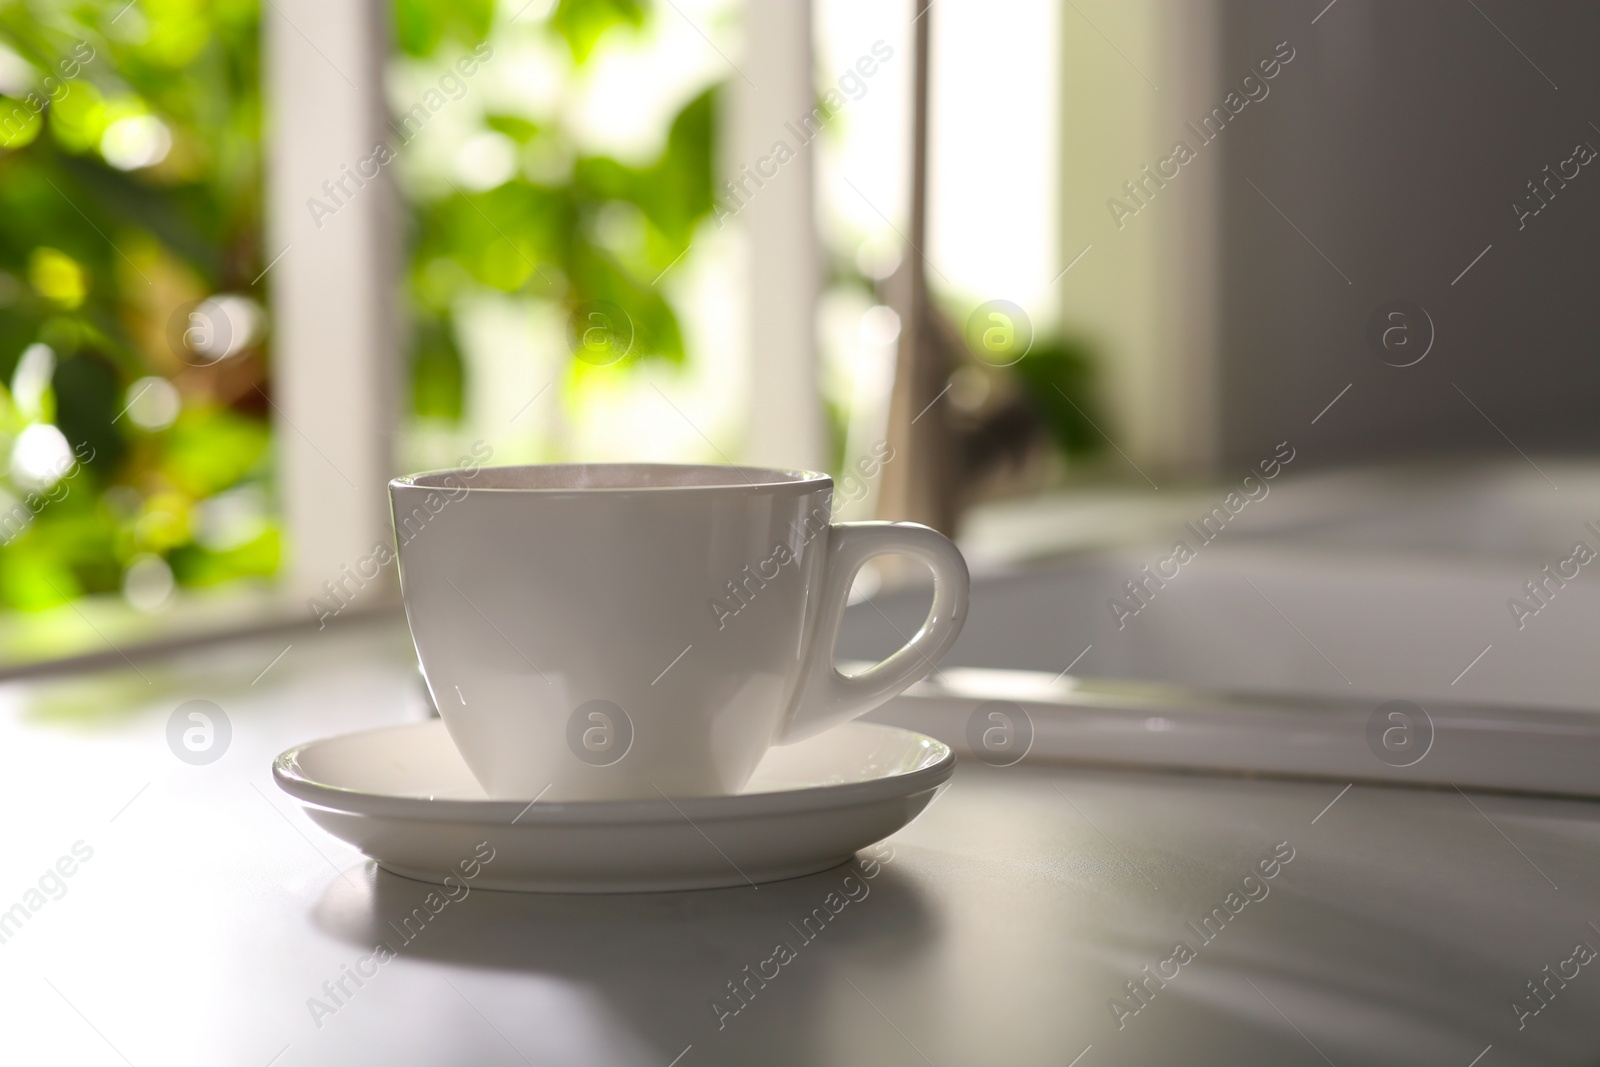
xmin=389 ymin=463 xmax=969 ymax=801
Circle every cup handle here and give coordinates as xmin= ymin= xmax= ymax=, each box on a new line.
xmin=778 ymin=521 xmax=970 ymax=744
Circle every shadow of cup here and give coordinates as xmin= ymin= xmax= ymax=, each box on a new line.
xmin=312 ymin=850 xmax=937 ymax=1056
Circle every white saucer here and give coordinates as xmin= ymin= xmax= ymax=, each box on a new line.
xmin=273 ymin=719 xmax=953 ymax=893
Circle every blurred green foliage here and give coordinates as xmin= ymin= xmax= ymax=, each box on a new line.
xmin=0 ymin=0 xmax=719 ymax=614
xmin=0 ymin=0 xmax=276 ymax=611
xmin=399 ymin=0 xmax=716 ymax=423
xmin=1007 ymin=335 xmax=1102 ymax=458
xmin=0 ymin=0 xmax=1095 ymax=620
xmin=547 ymin=0 xmax=644 ymax=63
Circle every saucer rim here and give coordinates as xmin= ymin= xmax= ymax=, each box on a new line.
xmin=272 ymin=719 xmax=954 ymax=824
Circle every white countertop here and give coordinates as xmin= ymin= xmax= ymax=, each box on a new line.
xmin=0 ymin=621 xmax=1594 ymax=1066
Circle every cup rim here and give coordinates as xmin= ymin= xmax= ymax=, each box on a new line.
xmin=390 ymin=462 xmax=831 ymax=495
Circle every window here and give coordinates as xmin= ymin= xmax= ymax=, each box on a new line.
xmin=0 ymin=0 xmax=1087 ymax=667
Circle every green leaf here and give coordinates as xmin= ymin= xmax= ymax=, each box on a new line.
xmin=410 ymin=312 xmax=464 ymax=419
xmin=1008 ymin=337 xmax=1104 ymax=458
xmin=169 ymin=525 xmax=280 ymax=587
xmin=394 ymin=0 xmax=446 ymax=56
xmin=162 ymin=405 xmax=270 ymax=498
xmin=547 ymin=0 xmax=647 ymax=64
xmin=563 ymin=239 xmax=683 ymax=363
xmin=0 ymin=98 xmax=42 ymax=149
xmin=644 ymin=85 xmax=716 ymax=244
xmin=0 ymin=544 xmax=81 ymax=608
xmin=428 ymin=180 xmax=560 ymax=291
xmin=51 ymin=349 xmax=126 ymax=476
xmin=485 ymin=114 xmax=541 ymax=143
xmin=394 ymin=0 xmax=497 ymax=58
